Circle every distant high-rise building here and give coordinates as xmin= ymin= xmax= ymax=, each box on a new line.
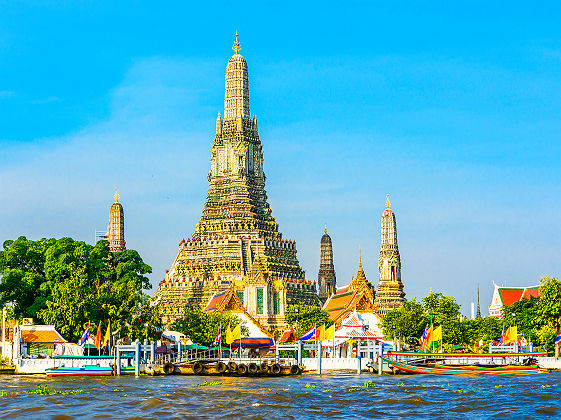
xmin=318 ymin=226 xmax=336 ymax=303
xmin=108 ymin=189 xmax=125 ymax=252
xmin=375 ymin=195 xmax=405 ymax=315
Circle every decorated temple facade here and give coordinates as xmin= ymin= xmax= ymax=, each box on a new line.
xmin=108 ymin=190 xmax=126 ymax=252
xmin=317 ymin=226 xmax=336 ymax=303
xmin=154 ymin=34 xmax=318 ymax=332
xmin=374 ymin=195 xmax=405 ymax=315
xmin=323 ymin=256 xmax=378 ymax=325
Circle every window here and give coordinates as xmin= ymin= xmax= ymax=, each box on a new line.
xmin=257 ymin=288 xmax=264 ymax=314
xmin=273 ymin=292 xmax=280 ymax=315
xmin=237 ymin=291 xmax=244 ymax=304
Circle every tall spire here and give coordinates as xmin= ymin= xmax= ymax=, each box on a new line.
xmin=108 ymin=189 xmax=125 ymax=252
xmin=318 ymin=227 xmax=336 ymax=303
xmin=232 ymin=31 xmax=241 ymax=54
xmin=476 ymin=284 xmax=482 ymax=319
xmin=375 ymin=196 xmax=405 ymax=315
xmin=224 ymin=32 xmax=250 ymax=119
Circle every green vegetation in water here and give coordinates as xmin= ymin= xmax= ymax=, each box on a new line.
xmin=304 ymin=383 xmax=316 ymax=388
xmin=347 ymin=387 xmax=363 ymax=392
xmin=364 ymin=380 xmax=375 ymax=388
xmin=25 ymin=385 xmax=83 ymax=396
xmin=0 ymin=391 xmax=7 ymax=397
xmin=194 ymin=381 xmax=222 ymax=387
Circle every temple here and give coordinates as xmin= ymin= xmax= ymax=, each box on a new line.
xmin=374 ymin=195 xmax=405 ymax=315
xmin=107 ymin=189 xmax=126 ymax=252
xmin=154 ymin=34 xmax=318 ymax=332
xmin=323 ymin=255 xmax=377 ymax=323
xmin=317 ymin=226 xmax=336 ymax=303
xmin=488 ymin=283 xmax=540 ymax=318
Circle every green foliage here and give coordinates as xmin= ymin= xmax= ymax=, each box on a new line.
xmin=536 ymin=277 xmax=561 ymax=332
xmin=462 ymin=316 xmax=503 ymax=345
xmin=0 ymin=236 xmax=154 ymax=342
xmin=171 ymin=306 xmax=248 ymax=346
xmin=285 ymin=303 xmax=332 ymax=337
xmin=382 ymin=299 xmax=428 ymax=345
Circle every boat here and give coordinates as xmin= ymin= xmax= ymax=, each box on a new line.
xmin=45 ymin=365 xmax=113 ymax=377
xmin=380 ymin=355 xmax=549 ymax=376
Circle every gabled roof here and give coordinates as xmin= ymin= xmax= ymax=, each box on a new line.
xmin=21 ymin=327 xmax=66 ymax=344
xmin=279 ymin=328 xmax=296 ymax=343
xmin=498 ymin=286 xmax=540 ymax=307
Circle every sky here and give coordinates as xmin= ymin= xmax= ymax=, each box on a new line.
xmin=1 ymin=1 xmax=560 ymax=316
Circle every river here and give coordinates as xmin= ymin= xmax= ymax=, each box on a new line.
xmin=0 ymin=372 xmax=559 ymax=418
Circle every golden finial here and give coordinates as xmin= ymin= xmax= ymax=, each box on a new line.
xmin=114 ymin=187 xmax=120 ymax=202
xmin=429 ymin=287 xmax=434 ymax=297
xmin=232 ymin=31 xmax=241 ymax=54
xmin=324 ymin=222 xmax=327 ymax=235
xmin=386 ymin=194 xmax=391 ymax=209
xmin=359 ymin=245 xmax=362 ymax=266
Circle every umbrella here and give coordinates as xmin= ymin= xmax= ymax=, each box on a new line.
xmin=185 ymin=344 xmax=209 ymax=350
xmin=209 ymin=346 xmax=230 ymax=351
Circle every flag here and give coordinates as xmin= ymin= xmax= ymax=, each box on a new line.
xmin=507 ymin=326 xmax=517 ymax=344
xmin=95 ymin=322 xmax=102 ymax=351
xmin=431 ymin=325 xmax=442 ymax=342
xmin=419 ymin=326 xmax=428 ymax=346
xmin=299 ymin=325 xmax=316 ymax=342
xmin=213 ymin=323 xmax=222 ymax=346
xmin=316 ymin=324 xmax=325 ymax=341
xmin=325 ymin=324 xmax=335 ymax=340
xmin=232 ymin=324 xmax=241 ymax=341
xmin=79 ymin=322 xmax=90 ymax=346
xmin=502 ymin=327 xmax=512 ymax=345
xmin=424 ymin=326 xmax=434 ymax=348
xmin=102 ymin=320 xmax=111 ymax=349
xmin=498 ymin=326 xmax=505 ymax=345
xmin=555 ymin=331 xmax=561 ymax=345
xmin=225 ymin=325 xmax=234 ymax=345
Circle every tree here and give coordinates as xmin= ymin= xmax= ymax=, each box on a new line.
xmin=171 ymin=306 xmax=248 ymax=346
xmin=382 ymin=299 xmax=428 ymax=346
xmin=285 ymin=303 xmax=332 ymax=337
xmin=421 ymin=293 xmax=464 ymax=345
xmin=535 ymin=277 xmax=561 ymax=355
xmin=0 ymin=236 xmax=153 ymax=342
xmin=502 ymin=296 xmax=540 ymax=343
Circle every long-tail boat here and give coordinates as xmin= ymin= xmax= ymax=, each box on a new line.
xmin=380 ymin=351 xmax=549 ymax=376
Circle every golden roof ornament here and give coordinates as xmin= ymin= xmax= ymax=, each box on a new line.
xmin=232 ymin=31 xmax=241 ymax=54
xmin=324 ymin=222 xmax=327 ymax=235
xmin=386 ymin=194 xmax=391 ymax=209
xmin=114 ymin=187 xmax=120 ymax=202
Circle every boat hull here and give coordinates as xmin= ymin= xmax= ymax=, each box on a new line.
xmin=45 ymin=367 xmax=113 ymax=377
xmin=380 ymin=356 xmax=548 ymax=376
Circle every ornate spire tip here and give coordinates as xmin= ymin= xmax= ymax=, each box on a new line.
xmin=324 ymin=222 xmax=327 ymax=235
xmin=386 ymin=194 xmax=391 ymax=209
xmin=114 ymin=187 xmax=120 ymax=202
xmin=232 ymin=31 xmax=241 ymax=54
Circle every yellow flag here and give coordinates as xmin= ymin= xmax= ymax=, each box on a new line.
xmin=317 ymin=325 xmax=325 ymax=341
xmin=325 ymin=324 xmax=335 ymax=340
xmin=102 ymin=320 xmax=111 ymax=348
xmin=508 ymin=326 xmax=518 ymax=344
xmin=225 ymin=325 xmax=234 ymax=345
xmin=431 ymin=325 xmax=442 ymax=342
xmin=232 ymin=324 xmax=241 ymax=341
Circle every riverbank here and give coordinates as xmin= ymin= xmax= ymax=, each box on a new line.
xmin=0 ymin=372 xmax=559 ymax=418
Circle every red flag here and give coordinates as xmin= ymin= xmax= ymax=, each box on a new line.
xmin=95 ymin=322 xmax=102 ymax=351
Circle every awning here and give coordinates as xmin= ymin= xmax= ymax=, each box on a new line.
xmin=231 ymin=337 xmax=274 ymax=348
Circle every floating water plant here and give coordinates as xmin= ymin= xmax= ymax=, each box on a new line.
xmin=25 ymin=385 xmax=83 ymax=396
xmin=364 ymin=381 xmax=375 ymax=388
xmin=304 ymin=383 xmax=316 ymax=388
xmin=347 ymin=387 xmax=362 ymax=392
xmin=194 ymin=381 xmax=222 ymax=387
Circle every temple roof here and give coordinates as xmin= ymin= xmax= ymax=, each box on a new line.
xmin=498 ymin=286 xmax=540 ymax=306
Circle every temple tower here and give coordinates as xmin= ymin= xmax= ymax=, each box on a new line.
xmin=375 ymin=195 xmax=405 ymax=315
xmin=318 ymin=226 xmax=336 ymax=303
xmin=108 ymin=189 xmax=125 ymax=252
xmin=154 ymin=34 xmax=318 ymax=331
xmin=476 ymin=285 xmax=482 ymax=319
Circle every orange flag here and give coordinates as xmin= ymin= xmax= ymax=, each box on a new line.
xmin=95 ymin=322 xmax=102 ymax=351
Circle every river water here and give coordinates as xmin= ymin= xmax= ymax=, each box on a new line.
xmin=0 ymin=372 xmax=559 ymax=419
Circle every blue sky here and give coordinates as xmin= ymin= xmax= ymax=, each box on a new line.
xmin=1 ymin=1 xmax=560 ymax=315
